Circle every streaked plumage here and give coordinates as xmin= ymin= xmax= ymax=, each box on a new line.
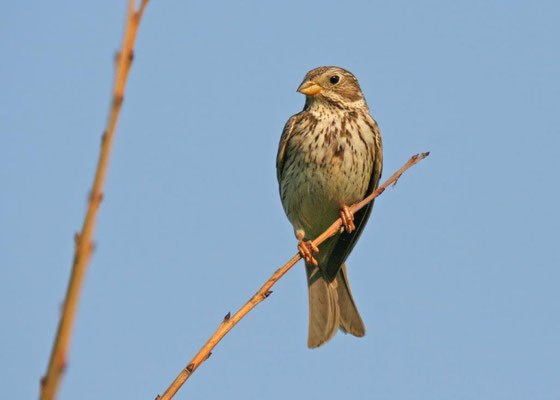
xmin=277 ymin=66 xmax=383 ymax=348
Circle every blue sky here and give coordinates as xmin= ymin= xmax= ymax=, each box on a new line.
xmin=1 ymin=1 xmax=559 ymax=399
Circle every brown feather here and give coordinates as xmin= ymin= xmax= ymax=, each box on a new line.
xmin=277 ymin=66 xmax=383 ymax=347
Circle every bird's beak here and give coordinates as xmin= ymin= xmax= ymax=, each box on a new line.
xmin=297 ymin=80 xmax=322 ymax=96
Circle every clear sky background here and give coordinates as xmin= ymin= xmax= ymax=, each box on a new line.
xmin=1 ymin=1 xmax=559 ymax=399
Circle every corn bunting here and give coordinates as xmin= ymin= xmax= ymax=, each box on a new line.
xmin=277 ymin=66 xmax=383 ymax=348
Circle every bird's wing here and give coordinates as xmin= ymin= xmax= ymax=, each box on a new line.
xmin=323 ymin=116 xmax=383 ymax=281
xmin=276 ymin=112 xmax=303 ymax=182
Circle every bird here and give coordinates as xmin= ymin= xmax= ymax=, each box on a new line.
xmin=276 ymin=66 xmax=383 ymax=348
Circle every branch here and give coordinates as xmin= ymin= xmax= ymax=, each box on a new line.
xmin=156 ymin=151 xmax=430 ymax=400
xmin=39 ymin=1 xmax=149 ymax=399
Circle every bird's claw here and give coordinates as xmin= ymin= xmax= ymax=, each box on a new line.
xmin=340 ymin=205 xmax=356 ymax=233
xmin=298 ymin=240 xmax=319 ymax=266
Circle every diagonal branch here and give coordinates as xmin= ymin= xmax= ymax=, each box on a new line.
xmin=39 ymin=1 xmax=149 ymax=399
xmin=156 ymin=151 xmax=430 ymax=400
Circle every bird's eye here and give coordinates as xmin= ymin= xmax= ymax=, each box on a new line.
xmin=330 ymin=75 xmax=340 ymax=85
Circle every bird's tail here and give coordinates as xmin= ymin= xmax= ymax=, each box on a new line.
xmin=305 ymin=262 xmax=366 ymax=348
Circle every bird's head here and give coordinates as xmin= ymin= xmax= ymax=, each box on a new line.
xmin=297 ymin=66 xmax=365 ymax=108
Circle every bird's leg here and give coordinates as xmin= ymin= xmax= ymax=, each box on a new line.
xmin=296 ymin=229 xmax=319 ymax=266
xmin=340 ymin=205 xmax=356 ymax=233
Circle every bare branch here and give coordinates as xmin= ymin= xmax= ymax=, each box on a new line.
xmin=156 ymin=151 xmax=430 ymax=400
xmin=39 ymin=1 xmax=149 ymax=398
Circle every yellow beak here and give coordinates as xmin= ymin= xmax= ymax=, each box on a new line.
xmin=297 ymin=80 xmax=322 ymax=96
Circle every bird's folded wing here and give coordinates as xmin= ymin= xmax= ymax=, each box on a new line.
xmin=323 ymin=117 xmax=383 ymax=281
xmin=276 ymin=112 xmax=304 ymax=182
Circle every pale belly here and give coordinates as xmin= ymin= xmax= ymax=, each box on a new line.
xmin=280 ymin=124 xmax=373 ymax=239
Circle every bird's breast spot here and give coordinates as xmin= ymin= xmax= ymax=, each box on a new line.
xmin=333 ymin=144 xmax=345 ymax=160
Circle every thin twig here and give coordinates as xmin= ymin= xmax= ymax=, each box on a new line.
xmin=156 ymin=151 xmax=430 ymax=400
xmin=40 ymin=1 xmax=149 ymax=399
